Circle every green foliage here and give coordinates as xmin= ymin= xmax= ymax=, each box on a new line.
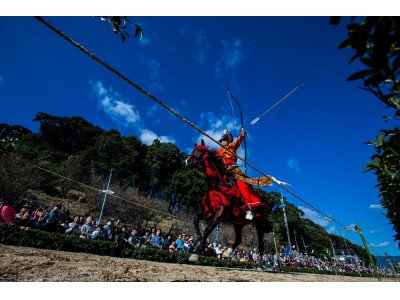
xmin=0 ymin=225 xmax=253 ymax=269
xmin=333 ymin=16 xmax=400 ymax=241
xmin=97 ymin=17 xmax=143 ymax=42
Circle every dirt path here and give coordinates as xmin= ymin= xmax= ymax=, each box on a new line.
xmin=0 ymin=244 xmax=396 ymax=282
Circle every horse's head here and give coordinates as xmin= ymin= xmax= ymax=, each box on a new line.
xmin=185 ymin=139 xmax=209 ymax=169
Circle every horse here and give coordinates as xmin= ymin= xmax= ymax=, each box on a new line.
xmin=185 ymin=139 xmax=273 ymax=263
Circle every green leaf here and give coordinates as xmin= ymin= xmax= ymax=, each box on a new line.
xmin=347 ymin=69 xmax=378 ymax=81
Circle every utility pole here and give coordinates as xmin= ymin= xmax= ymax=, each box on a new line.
xmin=280 ymin=191 xmax=292 ymax=256
xmin=97 ymin=168 xmax=115 ymax=226
xmin=215 ymin=224 xmax=219 ymax=246
xmin=301 ymin=234 xmax=308 ymax=257
xmin=293 ymin=230 xmax=300 ymax=256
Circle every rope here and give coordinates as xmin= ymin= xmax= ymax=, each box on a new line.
xmin=34 ymin=16 xmax=351 ymax=231
xmin=26 ymin=161 xmax=191 ymax=223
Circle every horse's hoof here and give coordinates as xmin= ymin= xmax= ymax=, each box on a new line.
xmin=188 ymin=254 xmax=199 ymax=262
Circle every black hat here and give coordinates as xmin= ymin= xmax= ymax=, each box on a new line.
xmin=219 ymin=130 xmax=233 ymax=143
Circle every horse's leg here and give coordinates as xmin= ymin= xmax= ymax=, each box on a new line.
xmin=232 ymin=224 xmax=244 ymax=250
xmin=222 ymin=224 xmax=244 ymax=259
xmin=255 ymin=214 xmax=265 ymax=266
xmin=194 ymin=211 xmax=212 ymax=242
xmin=189 ymin=207 xmax=224 ymax=262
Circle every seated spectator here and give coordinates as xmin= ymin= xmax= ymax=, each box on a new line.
xmin=151 ymin=229 xmax=164 ymax=249
xmin=140 ymin=230 xmax=151 ymax=247
xmin=91 ymin=224 xmax=105 ymax=240
xmin=80 ymin=216 xmax=95 ymax=239
xmin=0 ymin=199 xmax=17 ymax=226
xmin=15 ymin=204 xmax=31 ymax=220
xmin=65 ymin=215 xmax=81 ymax=236
xmin=169 ymin=240 xmax=177 ymax=252
xmin=103 ymin=219 xmax=115 ymax=241
xmin=215 ymin=242 xmax=224 ymax=259
xmin=128 ymin=229 xmax=141 ymax=247
xmin=30 ymin=207 xmax=47 ymax=229
xmin=16 ymin=209 xmax=32 ymax=230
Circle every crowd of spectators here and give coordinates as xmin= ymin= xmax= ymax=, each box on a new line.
xmin=1 ymin=198 xmax=398 ymax=278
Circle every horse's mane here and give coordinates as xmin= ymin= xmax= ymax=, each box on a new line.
xmin=203 ymin=146 xmax=226 ymax=175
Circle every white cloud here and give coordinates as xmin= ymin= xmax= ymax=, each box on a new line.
xmin=369 ymin=230 xmax=380 ymax=234
xmin=370 ymin=241 xmax=390 ymax=248
xmin=139 ymin=129 xmax=175 ymax=145
xmin=369 ymin=204 xmax=383 ymax=209
xmin=287 ymin=158 xmax=302 ymax=173
xmin=327 ymin=226 xmax=338 ymax=235
xmin=298 ymin=206 xmax=330 ymax=228
xmin=91 ymin=80 xmax=140 ymax=126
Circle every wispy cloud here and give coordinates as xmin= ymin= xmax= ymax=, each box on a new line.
xmin=0 ymin=76 xmax=3 ymax=83
xmin=214 ymin=38 xmax=249 ymax=89
xmin=287 ymin=158 xmax=302 ymax=173
xmin=91 ymin=80 xmax=174 ymax=146
xmin=369 ymin=230 xmax=380 ymax=234
xmin=140 ymin=129 xmax=175 ymax=145
xmin=298 ymin=206 xmax=330 ymax=228
xmin=220 ymin=38 xmax=246 ymax=69
xmin=370 ymin=241 xmax=390 ymax=248
xmin=194 ymin=46 xmax=210 ymax=64
xmin=369 ymin=204 xmax=383 ymax=209
xmin=139 ymin=38 xmax=150 ymax=46
xmin=91 ymin=80 xmax=140 ymax=126
xmin=327 ymin=226 xmax=338 ymax=235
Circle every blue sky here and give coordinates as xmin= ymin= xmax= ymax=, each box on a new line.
xmin=0 ymin=14 xmax=399 ymax=256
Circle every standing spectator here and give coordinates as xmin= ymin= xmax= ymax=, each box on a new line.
xmin=0 ymin=199 xmax=16 ymax=225
xmin=151 ymin=229 xmax=164 ymax=249
xmin=103 ymin=219 xmax=115 ymax=241
xmin=163 ymin=234 xmax=173 ymax=250
xmin=140 ymin=230 xmax=151 ymax=247
xmin=128 ymin=229 xmax=141 ymax=247
xmin=65 ymin=216 xmax=81 ymax=236
xmin=175 ymin=234 xmax=184 ymax=253
xmin=44 ymin=206 xmax=61 ymax=232
xmin=183 ymin=237 xmax=190 ymax=253
xmin=80 ymin=216 xmax=95 ymax=239
xmin=188 ymin=238 xmax=195 ymax=253
xmin=116 ymin=225 xmax=129 ymax=250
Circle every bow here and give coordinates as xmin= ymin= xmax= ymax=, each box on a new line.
xmin=227 ymin=88 xmax=247 ymax=175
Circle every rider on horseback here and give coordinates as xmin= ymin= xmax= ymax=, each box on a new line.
xmin=216 ymin=129 xmax=254 ymax=220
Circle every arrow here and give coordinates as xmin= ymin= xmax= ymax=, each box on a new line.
xmin=250 ymin=82 xmax=305 ymax=125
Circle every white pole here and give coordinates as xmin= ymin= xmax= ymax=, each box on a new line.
xmin=97 ymin=169 xmax=114 ymax=225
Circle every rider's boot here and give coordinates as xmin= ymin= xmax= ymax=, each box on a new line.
xmin=245 ymin=208 xmax=254 ymax=220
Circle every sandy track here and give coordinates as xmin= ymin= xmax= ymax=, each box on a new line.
xmin=0 ymin=244 xmax=396 ymax=282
